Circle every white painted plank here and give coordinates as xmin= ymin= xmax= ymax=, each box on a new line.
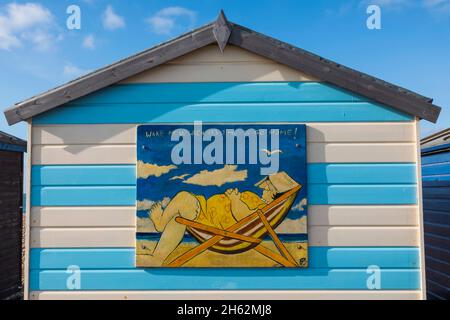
xmin=308 ymin=143 xmax=416 ymax=163
xmin=32 ymin=145 xmax=136 ymax=165
xmin=123 ymin=63 xmax=315 ymax=83
xmin=309 ymin=227 xmax=419 ymax=247
xmin=121 ymin=45 xmax=315 ymax=83
xmin=30 ymin=206 xmax=419 ymax=228
xmin=30 ymin=207 xmax=136 ymax=227
xmin=32 ymin=123 xmax=416 ymax=145
xmin=30 ymin=226 xmax=419 ymax=248
xmin=308 ymin=205 xmax=419 ymax=226
xmin=32 ymin=124 xmax=136 ymax=145
xmin=30 ymin=228 xmax=136 ymax=248
xmin=30 ymin=290 xmax=422 ymax=300
xmin=306 ymin=122 xmax=416 ymax=143
xmin=32 ymin=143 xmax=416 ymax=165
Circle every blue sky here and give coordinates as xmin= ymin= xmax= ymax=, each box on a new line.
xmin=0 ymin=0 xmax=449 ymax=139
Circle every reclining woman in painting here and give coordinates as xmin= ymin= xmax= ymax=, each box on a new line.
xmin=146 ymin=171 xmax=299 ymax=266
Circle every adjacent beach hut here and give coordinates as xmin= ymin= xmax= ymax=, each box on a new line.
xmin=421 ymin=128 xmax=450 ymax=300
xmin=0 ymin=131 xmax=26 ymax=299
xmin=3 ymin=12 xmax=442 ymax=300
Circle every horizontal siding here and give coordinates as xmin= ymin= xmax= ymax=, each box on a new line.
xmin=28 ymin=79 xmax=420 ymax=296
xmin=29 ymin=290 xmax=422 ymax=300
xmin=33 ymin=103 xmax=412 ymax=124
xmin=32 ymin=82 xmax=413 ymax=125
xmin=30 ymin=184 xmax=417 ymax=206
xmin=32 ymin=163 xmax=417 ymax=185
xmin=31 ymin=207 xmax=137 ymax=227
xmin=121 ymin=45 xmax=316 ymax=83
xmin=52 ymin=82 xmax=371 ymax=104
xmin=30 ymin=268 xmax=420 ymax=290
xmin=32 ymin=143 xmax=417 ymax=165
xmin=421 ymin=149 xmax=450 ymax=300
xmin=30 ymin=227 xmax=420 ymax=248
xmin=30 ymin=247 xmax=420 ymax=269
xmin=31 ymin=205 xmax=419 ymax=227
xmin=32 ymin=123 xmax=416 ymax=145
xmin=122 ymin=63 xmax=314 ymax=83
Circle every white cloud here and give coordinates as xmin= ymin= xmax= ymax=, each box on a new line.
xmin=423 ymin=0 xmax=450 ymax=13
xmin=360 ymin=0 xmax=410 ymax=8
xmin=183 ymin=165 xmax=247 ymax=187
xmin=147 ymin=6 xmax=196 ymax=35
xmin=291 ymin=198 xmax=307 ymax=212
xmin=136 ymin=197 xmax=170 ymax=211
xmin=63 ymin=64 xmax=90 ymax=78
xmin=275 ymin=215 xmax=307 ymax=234
xmin=82 ymin=34 xmax=95 ymax=49
xmin=137 ymin=161 xmax=177 ymax=179
xmin=0 ymin=2 xmax=57 ymax=51
xmin=136 ymin=199 xmax=155 ymax=211
xmin=102 ymin=5 xmax=125 ymax=30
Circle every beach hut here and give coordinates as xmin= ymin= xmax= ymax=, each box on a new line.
xmin=3 ymin=11 xmax=442 ymax=300
xmin=0 ymin=131 xmax=26 ymax=299
xmin=421 ymin=128 xmax=450 ymax=300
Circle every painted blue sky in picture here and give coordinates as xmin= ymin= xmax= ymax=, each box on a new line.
xmin=136 ymin=124 xmax=308 ymax=233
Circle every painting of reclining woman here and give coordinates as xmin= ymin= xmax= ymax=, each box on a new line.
xmin=136 ymin=124 xmax=308 ymax=268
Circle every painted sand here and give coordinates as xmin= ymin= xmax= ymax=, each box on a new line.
xmin=137 ymin=239 xmax=308 ymax=268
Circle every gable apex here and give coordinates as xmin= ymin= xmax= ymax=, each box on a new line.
xmin=4 ymin=10 xmax=441 ymax=124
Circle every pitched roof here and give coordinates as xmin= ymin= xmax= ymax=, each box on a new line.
xmin=3 ymin=10 xmax=442 ymax=125
xmin=0 ymin=130 xmax=27 ymax=152
xmin=421 ymin=127 xmax=450 ymax=150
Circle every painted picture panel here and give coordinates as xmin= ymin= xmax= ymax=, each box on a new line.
xmin=136 ymin=123 xmax=308 ymax=268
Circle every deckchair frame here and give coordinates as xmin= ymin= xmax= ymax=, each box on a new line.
xmin=168 ymin=186 xmax=301 ymax=268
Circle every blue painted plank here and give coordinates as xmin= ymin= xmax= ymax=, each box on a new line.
xmin=30 ymin=249 xmax=136 ymax=270
xmin=423 ymin=199 xmax=450 ymax=213
xmin=422 ymin=143 xmax=450 ymax=155
xmin=31 ymin=184 xmax=417 ymax=206
xmin=422 ymin=175 xmax=450 ymax=182
xmin=29 ymin=247 xmax=420 ymax=270
xmin=29 ymin=269 xmax=420 ymax=290
xmin=68 ymin=83 xmax=366 ymax=105
xmin=32 ymin=165 xmax=136 ymax=186
xmin=422 ymin=162 xmax=450 ymax=176
xmin=308 ymin=163 xmax=416 ymax=184
xmin=422 ymin=187 xmax=450 ymax=200
xmin=31 ymin=186 xmax=136 ymax=206
xmin=422 ymin=152 xmax=450 ymax=165
xmin=423 ymin=180 xmax=450 ymax=188
xmin=31 ymin=163 xmax=417 ymax=186
xmin=308 ymin=184 xmax=417 ymax=205
xmin=0 ymin=142 xmax=26 ymax=153
xmin=33 ymin=102 xmax=413 ymax=124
